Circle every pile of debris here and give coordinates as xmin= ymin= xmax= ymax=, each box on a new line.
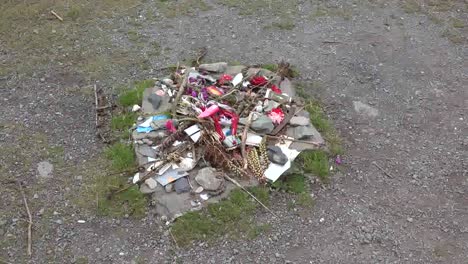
xmin=129 ymin=62 xmax=325 ymax=218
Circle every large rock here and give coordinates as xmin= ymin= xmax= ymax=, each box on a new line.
xmin=279 ymin=78 xmax=296 ymax=97
xmin=267 ymin=146 xmax=288 ymax=165
xmin=132 ymin=130 xmax=166 ymax=141
xmin=195 ymin=167 xmax=224 ymax=191
xmin=225 ymin=65 xmax=246 ymax=75
xmin=142 ymin=87 xmax=171 ymax=114
xmin=250 ymin=115 xmax=274 ymax=134
xmin=199 ymin=62 xmax=228 ymax=73
xmin=289 ymin=116 xmax=310 ymax=126
xmin=287 ymin=124 xmax=325 ymax=151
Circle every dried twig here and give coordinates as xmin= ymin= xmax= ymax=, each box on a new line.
xmin=18 ymin=182 xmax=32 ymax=257
xmin=265 ymin=135 xmax=322 ymax=146
xmin=372 ymin=161 xmax=395 ymax=178
xmin=195 ymin=47 xmax=207 ymax=66
xmin=224 ymin=174 xmax=277 ymax=217
xmin=241 ymin=112 xmax=254 ymax=169
xmin=50 ymin=10 xmax=63 ymax=22
xmin=169 ymin=229 xmax=179 ymax=249
xmin=171 ymin=73 xmax=187 ymax=117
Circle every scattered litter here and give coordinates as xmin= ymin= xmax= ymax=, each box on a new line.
xmin=124 ymin=61 xmax=325 ymax=218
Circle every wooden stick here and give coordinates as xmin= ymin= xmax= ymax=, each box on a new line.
xmin=224 ymin=174 xmax=277 ymax=217
xmin=18 ymin=182 xmax=32 ymax=257
xmin=50 ymin=10 xmax=63 ymax=22
xmin=372 ymin=162 xmax=395 ymax=178
xmin=265 ymin=135 xmax=322 ymax=146
xmin=171 ymin=73 xmax=187 ymax=117
xmin=241 ymin=112 xmax=254 ymax=169
xmin=169 ymin=229 xmax=179 ymax=249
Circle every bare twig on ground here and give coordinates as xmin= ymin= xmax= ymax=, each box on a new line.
xmin=265 ymin=134 xmax=322 ymax=146
xmin=171 ymin=73 xmax=187 ymax=117
xmin=372 ymin=161 xmax=395 ymax=178
xmin=169 ymin=229 xmax=180 ymax=249
xmin=241 ymin=113 xmax=254 ymax=169
xmin=195 ymin=47 xmax=208 ymax=66
xmin=223 ymin=174 xmax=277 ymax=217
xmin=18 ymin=182 xmax=33 ymax=257
xmin=50 ymin=10 xmax=63 ymax=21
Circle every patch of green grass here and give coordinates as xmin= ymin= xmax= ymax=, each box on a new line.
xmin=442 ymin=29 xmax=464 ymax=44
xmin=98 ymin=184 xmax=146 ymax=217
xmin=300 ymin=150 xmax=330 ymax=182
xmin=450 ymin=18 xmax=465 ymax=28
xmin=148 ymin=41 xmax=162 ymax=57
xmin=427 ymin=0 xmax=453 ymax=12
xmin=105 ymin=143 xmax=136 ymax=171
xmin=66 ymin=6 xmax=81 ymax=21
xmin=111 ymin=113 xmax=137 ymax=131
xmin=171 ymin=188 xmax=270 ymax=246
xmin=261 ymin=63 xmax=278 ymax=72
xmin=297 ymin=192 xmax=314 ymax=208
xmin=311 ymin=6 xmax=352 ymax=20
xmin=247 ymin=223 xmax=272 ymax=238
xmin=402 ymin=0 xmax=421 ymax=13
xmin=270 ymin=19 xmax=295 ymax=30
xmin=118 ymin=79 xmax=155 ymax=107
xmin=155 ymin=0 xmax=211 ymax=18
xmin=272 ymin=174 xmax=306 ymax=194
xmin=296 ymin=82 xmax=344 ymax=155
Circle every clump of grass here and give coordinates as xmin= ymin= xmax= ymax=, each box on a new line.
xmin=300 ymin=150 xmax=330 ymax=182
xmin=297 ymin=192 xmax=314 ymax=208
xmin=105 ymin=143 xmax=136 ymax=171
xmin=171 ymin=188 xmax=270 ymax=246
xmin=442 ymin=29 xmax=464 ymax=44
xmin=450 ymin=18 xmax=465 ymax=28
xmin=118 ymin=79 xmax=155 ymax=107
xmin=296 ymin=82 xmax=344 ymax=155
xmin=271 ymin=19 xmax=295 ymax=30
xmin=261 ymin=63 xmax=278 ymax=72
xmin=97 ymin=184 xmax=146 ymax=217
xmin=402 ymin=0 xmax=421 ymax=13
xmin=311 ymin=6 xmax=352 ymax=20
xmin=427 ymin=0 xmax=453 ymax=12
xmin=271 ymin=174 xmax=306 ymax=194
xmin=111 ymin=113 xmax=136 ymax=131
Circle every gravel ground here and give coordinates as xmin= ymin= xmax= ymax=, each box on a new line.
xmin=1 ymin=0 xmax=467 ymax=263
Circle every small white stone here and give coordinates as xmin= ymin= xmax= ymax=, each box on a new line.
xmin=319 ymin=218 xmax=325 ymax=223
xmin=132 ymin=104 xmax=141 ymax=112
xmin=144 ymin=178 xmax=157 ymax=189
xmin=77 ymin=220 xmax=86 ymax=223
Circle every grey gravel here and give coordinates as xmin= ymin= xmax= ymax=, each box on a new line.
xmin=1 ymin=0 xmax=467 ymax=263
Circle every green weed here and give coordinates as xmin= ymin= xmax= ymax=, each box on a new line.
xmin=118 ymin=79 xmax=155 ymax=107
xmin=300 ymin=150 xmax=330 ymax=182
xmin=111 ymin=113 xmax=137 ymax=131
xmin=171 ymin=188 xmax=270 ymax=246
xmin=451 ymin=18 xmax=465 ymax=28
xmin=105 ymin=143 xmax=136 ymax=171
xmin=402 ymin=0 xmax=421 ymax=13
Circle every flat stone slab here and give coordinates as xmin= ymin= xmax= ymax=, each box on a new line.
xmin=37 ymin=161 xmax=53 ymax=178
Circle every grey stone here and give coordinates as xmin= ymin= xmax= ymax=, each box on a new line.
xmin=280 ymin=78 xmax=295 ymax=97
xmin=289 ymin=116 xmax=310 ymax=126
xmin=140 ymin=180 xmax=163 ymax=194
xmin=37 ymin=161 xmax=53 ymax=178
xmin=195 ymin=167 xmax=224 ymax=191
xmin=174 ymin=177 xmax=191 ymax=194
xmin=142 ymin=87 xmax=171 ymax=114
xmin=250 ymin=115 xmax=274 ymax=133
xmin=267 ymin=146 xmax=288 ymax=165
xmin=353 ymin=101 xmax=379 ymax=118
xmin=165 ymin=183 xmax=173 ymax=193
xmin=132 ymin=130 xmax=166 ymax=140
xmin=142 ymin=138 xmax=153 ymax=145
xmin=287 ymin=125 xmax=315 ymax=140
xmin=225 ymin=65 xmax=246 ymax=75
xmin=162 ymin=78 xmax=174 ymax=86
xmin=195 ymin=186 xmax=204 ymax=193
xmin=246 ymin=68 xmax=275 ymax=79
xmin=136 ymin=145 xmax=156 ymax=158
xmin=287 ymin=124 xmax=325 ymax=151
xmin=199 ymin=62 xmax=228 ymax=73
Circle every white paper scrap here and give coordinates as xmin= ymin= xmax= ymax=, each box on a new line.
xmin=264 ymin=141 xmax=301 ymax=183
xmin=132 ymin=172 xmax=140 ymax=184
xmin=232 ymin=73 xmax=243 ymax=86
xmin=246 ymin=133 xmax=263 ymax=146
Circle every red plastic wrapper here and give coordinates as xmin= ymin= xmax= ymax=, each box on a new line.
xmin=271 ymin=84 xmax=282 ymax=94
xmin=268 ymin=107 xmax=285 ymax=124
xmin=250 ymin=76 xmax=268 ymax=86
xmin=218 ymin=74 xmax=233 ymax=85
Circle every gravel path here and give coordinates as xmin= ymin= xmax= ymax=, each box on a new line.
xmin=1 ymin=0 xmax=466 ymax=263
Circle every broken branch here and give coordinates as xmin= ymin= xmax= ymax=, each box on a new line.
xmin=50 ymin=10 xmax=63 ymax=22
xmin=18 ymin=182 xmax=33 ymax=257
